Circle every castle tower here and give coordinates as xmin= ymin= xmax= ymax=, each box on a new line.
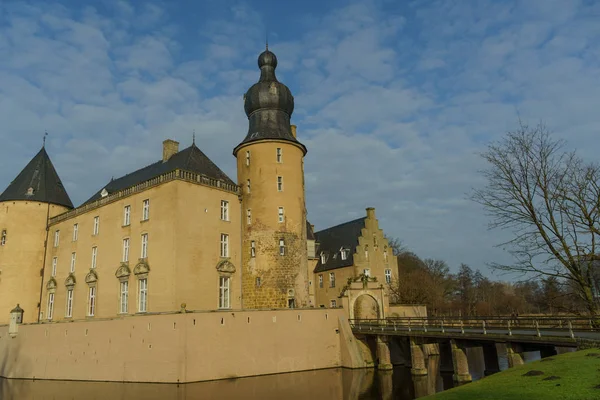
xmin=234 ymin=48 xmax=309 ymax=308
xmin=0 ymin=147 xmax=73 ymax=323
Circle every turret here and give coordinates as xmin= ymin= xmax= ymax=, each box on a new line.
xmin=0 ymin=146 xmax=73 ymax=323
xmin=234 ymin=47 xmax=309 ymax=308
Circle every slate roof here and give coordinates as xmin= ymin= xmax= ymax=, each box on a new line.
xmin=0 ymin=147 xmax=74 ymax=208
xmin=313 ymin=217 xmax=366 ymax=273
xmin=83 ymin=144 xmax=236 ymax=205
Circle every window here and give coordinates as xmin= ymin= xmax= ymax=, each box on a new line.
xmin=365 ymin=245 xmax=369 ymax=260
xmin=247 ymin=179 xmax=251 ymax=194
xmin=384 ymin=246 xmax=388 ymax=261
xmin=91 ymin=246 xmax=97 ymax=269
xmin=279 ymin=239 xmax=285 ymax=256
xmin=250 ymin=240 xmax=256 ymax=257
xmin=93 ymin=216 xmax=99 ymax=235
xmin=120 ymin=281 xmax=129 ymax=314
xmin=141 ymin=233 xmax=148 ymax=258
xmin=47 ymin=293 xmax=55 ymax=320
xmin=246 ymin=150 xmax=250 ymax=166
xmin=220 ymin=234 xmax=229 ymax=257
xmin=330 ymin=299 xmax=337 ymax=308
xmin=385 ymin=269 xmax=392 ymax=284
xmin=319 ymin=274 xmax=323 ymax=288
xmin=341 ymin=248 xmax=348 ymax=260
xmin=320 ymin=253 xmax=327 ymax=264
xmin=66 ymin=289 xmax=73 ymax=317
xmin=51 ymin=257 xmax=58 ymax=277
xmin=138 ymin=278 xmax=148 ymax=312
xmin=72 ymin=224 xmax=78 ymax=241
xmin=288 ymin=298 xmax=296 ymax=308
xmin=142 ymin=199 xmax=150 ymax=221
xmin=219 ymin=276 xmax=230 ymax=309
xmin=277 ymin=176 xmax=283 ymax=192
xmin=1 ymin=230 xmax=6 ymax=246
xmin=329 ymin=272 xmax=336 ymax=288
xmin=363 ymin=269 xmax=371 ymax=277
xmin=54 ymin=230 xmax=60 ymax=247
xmin=123 ymin=205 xmax=131 ymax=226
xmin=122 ymin=238 xmax=130 ymax=262
xmin=276 ymin=147 xmax=282 ymax=163
xmin=220 ymin=200 xmax=229 ymax=221
xmin=88 ymin=287 xmax=96 ymax=316
xmin=255 ymin=277 xmax=261 ymax=287
xmin=70 ymin=252 xmax=76 ymax=273
xmin=278 ymin=207 xmax=284 ymax=223
xmin=247 ymin=209 xmax=252 ymax=225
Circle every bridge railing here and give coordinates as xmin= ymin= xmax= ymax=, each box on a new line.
xmin=349 ymin=315 xmax=599 ymax=338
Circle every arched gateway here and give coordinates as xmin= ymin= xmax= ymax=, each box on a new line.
xmin=339 ymin=274 xmax=388 ymax=320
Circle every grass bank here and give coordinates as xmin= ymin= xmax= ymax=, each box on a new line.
xmin=422 ymin=348 xmax=600 ymax=400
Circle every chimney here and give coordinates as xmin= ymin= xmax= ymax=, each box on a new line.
xmin=366 ymin=207 xmax=376 ymax=219
xmin=291 ymin=125 xmax=297 ymax=138
xmin=162 ymin=139 xmax=179 ymax=162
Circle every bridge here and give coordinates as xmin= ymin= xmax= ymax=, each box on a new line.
xmin=348 ymin=316 xmax=600 ymax=384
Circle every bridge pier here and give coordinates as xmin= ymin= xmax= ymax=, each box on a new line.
xmin=482 ymin=342 xmax=501 ymax=376
xmin=376 ymin=336 xmax=393 ymax=370
xmin=506 ymin=343 xmax=525 ymax=368
xmin=450 ymin=340 xmax=472 ymax=384
xmin=410 ymin=338 xmax=428 ymax=376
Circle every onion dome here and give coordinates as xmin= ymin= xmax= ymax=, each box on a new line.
xmin=234 ymin=47 xmax=306 ymax=155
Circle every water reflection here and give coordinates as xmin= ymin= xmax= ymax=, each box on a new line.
xmin=0 ymin=347 xmax=551 ymax=400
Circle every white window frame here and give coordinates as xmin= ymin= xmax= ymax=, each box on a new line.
xmin=246 ymin=150 xmax=250 ymax=166
xmin=120 ymin=281 xmax=129 ymax=314
xmin=47 ymin=293 xmax=55 ymax=320
xmin=276 ymin=147 xmax=282 ymax=163
xmin=247 ymin=179 xmax=251 ymax=194
xmin=0 ymin=230 xmax=5 ymax=246
xmin=341 ymin=249 xmax=348 ymax=261
xmin=123 ymin=205 xmax=131 ymax=226
xmin=88 ymin=286 xmax=96 ymax=317
xmin=138 ymin=278 xmax=148 ymax=312
xmin=220 ymin=233 xmax=229 ymax=257
xmin=278 ymin=207 xmax=284 ymax=223
xmin=277 ymin=176 xmax=283 ymax=192
xmin=320 ymin=253 xmax=326 ymax=264
xmin=219 ymin=276 xmax=230 ymax=309
xmin=65 ymin=289 xmax=73 ymax=318
xmin=251 ymin=240 xmax=256 ymax=257
xmin=385 ymin=269 xmax=392 ymax=284
xmin=72 ymin=224 xmax=78 ymax=241
xmin=220 ymin=200 xmax=229 ymax=221
xmin=142 ymin=199 xmax=150 ymax=221
xmin=54 ymin=230 xmax=60 ymax=247
xmin=51 ymin=257 xmax=58 ymax=277
xmin=329 ymin=272 xmax=335 ymax=288
xmin=330 ymin=299 xmax=337 ymax=308
xmin=247 ymin=209 xmax=252 ymax=225
xmin=91 ymin=246 xmax=97 ymax=269
xmin=93 ymin=216 xmax=99 ymax=235
xmin=318 ymin=274 xmax=323 ymax=288
xmin=279 ymin=239 xmax=285 ymax=256
xmin=70 ymin=252 xmax=76 ymax=273
xmin=122 ymin=238 xmax=130 ymax=262
xmin=141 ymin=233 xmax=148 ymax=259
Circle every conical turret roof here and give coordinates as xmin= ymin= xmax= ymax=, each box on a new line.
xmin=0 ymin=147 xmax=74 ymax=209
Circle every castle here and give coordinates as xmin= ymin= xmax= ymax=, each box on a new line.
xmin=0 ymin=48 xmax=397 ymax=324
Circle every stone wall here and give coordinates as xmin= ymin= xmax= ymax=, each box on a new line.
xmin=0 ymin=308 xmax=347 ymax=383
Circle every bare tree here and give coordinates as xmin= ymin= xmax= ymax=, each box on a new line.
xmin=384 ymin=235 xmax=406 ymax=256
xmin=472 ymin=122 xmax=600 ymax=315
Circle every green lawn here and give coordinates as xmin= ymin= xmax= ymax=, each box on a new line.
xmin=422 ymin=349 xmax=600 ymax=400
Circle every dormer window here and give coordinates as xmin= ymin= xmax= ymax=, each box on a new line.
xmin=100 ymin=188 xmax=108 ymax=198
xmin=340 ymin=248 xmax=348 ymax=261
xmin=320 ymin=252 xmax=327 ymax=264
xmin=26 ymin=187 xmax=34 ymax=196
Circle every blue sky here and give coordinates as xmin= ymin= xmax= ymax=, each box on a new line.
xmin=1 ymin=0 xmax=599 ymax=277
